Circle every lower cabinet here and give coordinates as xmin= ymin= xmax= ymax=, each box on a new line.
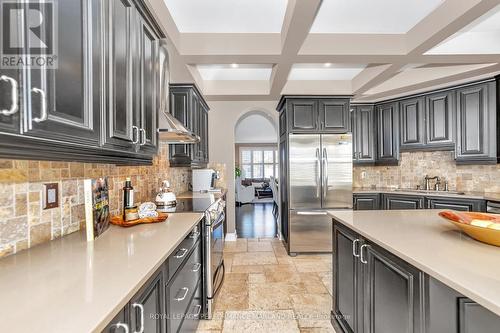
xmin=332 ymin=221 xmax=500 ymax=333
xmin=382 ymin=194 xmax=424 ymax=210
xmin=426 ymin=197 xmax=486 ymax=212
xmin=332 ymin=222 xmax=423 ymax=333
xmin=353 ymin=193 xmax=380 ymax=210
xmin=102 ymin=223 xmax=202 ymax=333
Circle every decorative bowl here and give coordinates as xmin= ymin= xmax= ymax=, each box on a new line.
xmin=439 ymin=211 xmax=500 ymax=247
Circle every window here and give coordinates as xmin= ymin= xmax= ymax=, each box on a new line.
xmin=240 ymin=147 xmax=278 ymax=179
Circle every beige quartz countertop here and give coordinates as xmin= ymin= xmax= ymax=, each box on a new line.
xmin=353 ymin=187 xmax=500 ymax=201
xmin=0 ymin=212 xmax=204 ymax=333
xmin=328 ymin=210 xmax=500 ymax=316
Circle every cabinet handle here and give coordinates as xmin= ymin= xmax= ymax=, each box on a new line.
xmin=189 ymin=231 xmax=200 ymax=239
xmin=360 ymin=244 xmax=369 ymax=264
xmin=132 ymin=126 xmax=139 ymax=144
xmin=174 ymin=248 xmax=188 ymax=258
xmin=352 ymin=239 xmax=360 ymax=258
xmin=192 ymin=263 xmax=201 ymax=272
xmin=32 ymin=87 xmax=48 ymax=123
xmin=110 ymin=322 xmax=129 ymax=333
xmin=174 ymin=287 xmax=189 ymax=301
xmin=0 ymin=75 xmax=19 ymax=116
xmin=140 ymin=128 xmax=146 ymax=146
xmin=131 ymin=303 xmax=144 ymax=333
xmin=192 ymin=304 xmax=202 ymax=318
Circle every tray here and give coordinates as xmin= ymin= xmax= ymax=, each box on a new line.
xmin=110 ymin=212 xmax=169 ymax=227
xmin=438 ymin=211 xmax=500 ymax=246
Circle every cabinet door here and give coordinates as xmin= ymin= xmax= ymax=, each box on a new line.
xmin=333 ymin=223 xmax=362 ymax=333
xmin=101 ymin=306 xmax=129 ymax=333
xmin=455 ymin=83 xmax=496 ymax=163
xmin=25 ymin=0 xmax=100 ymax=146
xmin=201 ymin=107 xmax=209 ymax=163
xmin=191 ymin=93 xmax=203 ymax=165
xmin=355 ymin=106 xmax=376 ymax=164
xmin=169 ymin=89 xmax=192 ymax=166
xmin=288 ymin=99 xmax=319 ymax=132
xmin=399 ymin=98 xmax=425 ymax=150
xmin=382 ymin=194 xmax=424 ymax=209
xmin=426 ymin=197 xmax=485 ymax=212
xmin=319 ymin=99 xmax=349 ymax=133
xmin=279 ymin=111 xmax=287 ymax=137
xmin=103 ymin=0 xmax=136 ymax=150
xmin=137 ymin=15 xmax=159 ymax=154
xmin=0 ymin=67 xmax=22 ymax=134
xmin=425 ymin=91 xmax=454 ymax=149
xmin=130 ymin=268 xmax=164 ymax=333
xmin=363 ymin=243 xmax=423 ymax=333
xmin=279 ymin=136 xmax=289 ymax=244
xmin=376 ymin=103 xmax=399 ymax=165
xmin=354 ymin=194 xmax=380 ymax=210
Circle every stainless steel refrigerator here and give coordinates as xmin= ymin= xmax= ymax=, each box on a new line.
xmin=288 ymin=133 xmax=353 ymax=253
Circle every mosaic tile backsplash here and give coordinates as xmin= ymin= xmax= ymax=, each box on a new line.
xmin=354 ymin=151 xmax=500 ymax=193
xmin=0 ymin=143 xmax=191 ymax=258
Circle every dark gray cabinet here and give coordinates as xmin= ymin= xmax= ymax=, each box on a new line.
xmin=455 ymin=82 xmax=497 ymax=164
xmin=352 ymin=105 xmax=376 ymax=164
xmin=376 ymin=102 xmax=399 ymax=165
xmin=102 ymin=307 xmax=129 ymax=333
xmin=353 ymin=193 xmax=380 ymax=210
xmin=288 ymin=99 xmax=319 ymax=132
xmin=169 ymin=84 xmax=210 ymax=167
xmin=399 ymin=97 xmax=425 ymax=150
xmin=425 ymin=91 xmax=455 ymax=149
xmin=319 ymin=99 xmax=350 ymax=133
xmin=332 ymin=222 xmax=423 ymax=333
xmin=279 ymin=136 xmax=289 ymax=244
xmin=382 ymin=194 xmax=424 ymax=209
xmin=425 ymin=196 xmax=485 ymax=212
xmin=364 ymin=243 xmax=423 ymax=333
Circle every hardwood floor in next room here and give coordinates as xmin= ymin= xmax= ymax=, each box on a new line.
xmin=196 ymin=238 xmax=335 ymax=333
xmin=235 ymin=203 xmax=277 ymax=238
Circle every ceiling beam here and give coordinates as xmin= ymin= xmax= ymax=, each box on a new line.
xmin=352 ymin=64 xmax=403 ymax=96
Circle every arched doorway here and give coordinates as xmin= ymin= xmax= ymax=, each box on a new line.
xmin=234 ymin=111 xmax=279 ymax=238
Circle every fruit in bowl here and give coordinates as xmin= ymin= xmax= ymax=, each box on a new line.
xmin=438 ymin=210 xmax=500 ymax=246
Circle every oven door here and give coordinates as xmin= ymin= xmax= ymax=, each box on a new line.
xmin=210 ymin=212 xmax=225 ymax=292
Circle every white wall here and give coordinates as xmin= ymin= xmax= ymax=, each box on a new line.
xmin=208 ymin=101 xmax=278 ymax=235
xmin=235 ymin=114 xmax=277 ymax=143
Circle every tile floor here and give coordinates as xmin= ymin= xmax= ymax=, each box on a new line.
xmin=196 ymin=238 xmax=336 ymax=333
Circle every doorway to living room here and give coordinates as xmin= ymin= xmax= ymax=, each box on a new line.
xmin=234 ymin=112 xmax=279 ymax=238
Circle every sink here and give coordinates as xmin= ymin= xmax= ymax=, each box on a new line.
xmin=394 ymin=189 xmax=466 ymax=195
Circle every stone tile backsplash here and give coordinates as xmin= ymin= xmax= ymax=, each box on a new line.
xmin=354 ymin=151 xmax=500 ymax=193
xmin=0 ymin=143 xmax=191 ymax=258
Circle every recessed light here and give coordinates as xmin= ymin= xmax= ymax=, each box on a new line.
xmin=324 ymin=63 xmax=332 ymax=68
xmin=230 ymin=63 xmax=239 ymax=68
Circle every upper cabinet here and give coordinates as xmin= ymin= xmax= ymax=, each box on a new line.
xmin=425 ymin=91 xmax=455 ymax=149
xmin=0 ymin=0 xmax=163 ymax=164
xmin=376 ymin=102 xmax=399 ymax=165
xmin=399 ymin=97 xmax=425 ymax=150
xmin=352 ymin=105 xmax=376 ymax=164
xmin=169 ymin=84 xmax=210 ymax=168
xmin=455 ymin=82 xmax=497 ymax=164
xmin=278 ymin=96 xmax=351 ymax=135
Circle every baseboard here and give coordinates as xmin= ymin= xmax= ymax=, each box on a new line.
xmin=225 ymin=232 xmax=237 ymax=241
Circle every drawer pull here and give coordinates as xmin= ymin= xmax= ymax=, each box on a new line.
xmin=174 ymin=248 xmax=188 ymax=259
xmin=174 ymin=287 xmax=189 ymax=301
xmin=192 ymin=263 xmax=201 ymax=272
xmin=189 ymin=231 xmax=200 ymax=239
xmin=132 ymin=303 xmax=144 ymax=333
xmin=110 ymin=322 xmax=129 ymax=333
xmin=192 ymin=304 xmax=202 ymax=318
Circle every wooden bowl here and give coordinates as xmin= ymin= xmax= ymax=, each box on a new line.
xmin=110 ymin=212 xmax=169 ymax=227
xmin=439 ymin=211 xmax=500 ymax=247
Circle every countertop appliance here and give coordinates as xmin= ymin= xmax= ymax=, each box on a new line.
xmin=155 ymin=180 xmax=177 ymax=208
xmin=192 ymin=169 xmax=217 ymax=192
xmin=288 ymin=133 xmax=353 ymax=254
xmin=167 ymin=192 xmax=226 ymax=319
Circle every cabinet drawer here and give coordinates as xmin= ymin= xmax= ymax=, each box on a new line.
xmin=167 ymin=242 xmax=202 ymax=333
xmin=168 ymin=226 xmax=201 ymax=281
xmin=179 ymin=284 xmax=203 ymax=333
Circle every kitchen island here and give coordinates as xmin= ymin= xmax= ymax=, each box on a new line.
xmin=329 ymin=209 xmax=500 ymax=333
xmin=0 ymin=212 xmax=204 ymax=333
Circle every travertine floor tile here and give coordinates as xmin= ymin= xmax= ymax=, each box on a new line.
xmin=247 ymin=241 xmax=274 ymax=252
xmin=248 ymin=273 xmax=266 ymax=284
xmin=224 ymin=239 xmax=248 ymax=253
xmin=222 ymin=310 xmax=300 ymax=333
xmin=196 ymin=311 xmax=224 ymax=331
xmin=299 ymin=272 xmax=329 ymax=294
xmin=214 ymin=280 xmax=249 ymax=312
xmin=248 ymin=282 xmax=305 ymax=310
xmin=300 ymin=327 xmax=336 ymax=333
xmin=232 ymin=251 xmax=277 ymax=265
xmin=293 ymin=259 xmax=331 ymax=273
xmin=291 ymin=293 xmax=332 ymax=328
xmin=230 ymin=264 xmax=266 ymax=273
xmin=318 ymin=271 xmax=333 ymax=296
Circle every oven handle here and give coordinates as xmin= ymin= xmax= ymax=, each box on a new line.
xmin=212 ymin=261 xmax=225 ymax=299
xmin=210 ymin=212 xmax=225 ymax=232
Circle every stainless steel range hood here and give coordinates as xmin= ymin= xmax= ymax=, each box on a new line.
xmin=157 ymin=39 xmax=200 ymax=144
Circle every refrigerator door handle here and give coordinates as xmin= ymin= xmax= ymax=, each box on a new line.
xmin=323 ymin=148 xmax=328 ymax=199
xmin=297 ymin=211 xmax=328 ymax=216
xmin=315 ymin=148 xmax=321 ymax=198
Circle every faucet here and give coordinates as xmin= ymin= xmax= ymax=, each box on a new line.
xmin=424 ymin=175 xmax=441 ymax=191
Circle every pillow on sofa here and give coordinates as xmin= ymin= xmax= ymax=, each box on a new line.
xmin=252 ymin=182 xmax=265 ymax=188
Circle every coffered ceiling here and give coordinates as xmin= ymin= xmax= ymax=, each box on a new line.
xmin=147 ymin=0 xmax=500 ymax=102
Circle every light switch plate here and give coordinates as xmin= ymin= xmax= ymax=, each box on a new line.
xmin=43 ymin=183 xmax=59 ymax=209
